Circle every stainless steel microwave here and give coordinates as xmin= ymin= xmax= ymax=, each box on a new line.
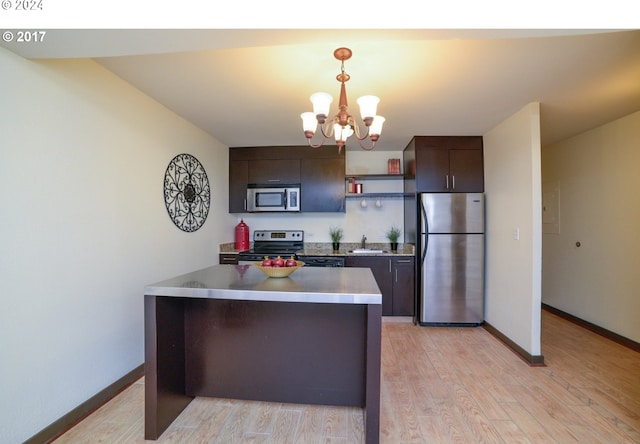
xmin=246 ymin=185 xmax=300 ymax=212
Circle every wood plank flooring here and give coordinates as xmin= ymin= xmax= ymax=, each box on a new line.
xmin=54 ymin=310 xmax=640 ymax=443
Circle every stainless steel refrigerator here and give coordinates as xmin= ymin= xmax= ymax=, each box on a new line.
xmin=418 ymin=193 xmax=484 ymax=325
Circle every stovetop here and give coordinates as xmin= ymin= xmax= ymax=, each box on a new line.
xmin=238 ymin=230 xmax=304 ymax=259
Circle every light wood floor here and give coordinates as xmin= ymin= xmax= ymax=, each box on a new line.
xmin=54 ymin=310 xmax=640 ymax=443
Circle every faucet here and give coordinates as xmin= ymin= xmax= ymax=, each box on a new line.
xmin=361 ymin=235 xmax=367 ymax=249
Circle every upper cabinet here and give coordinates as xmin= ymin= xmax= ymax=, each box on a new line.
xmin=229 ymin=160 xmax=249 ymax=213
xmin=301 ymin=157 xmax=345 ymax=212
xmin=405 ymin=136 xmax=484 ymax=193
xmin=229 ymin=146 xmax=345 ymax=213
xmin=248 ymin=159 xmax=300 ymax=184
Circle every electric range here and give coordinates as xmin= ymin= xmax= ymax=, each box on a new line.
xmin=237 ymin=230 xmax=304 ymax=263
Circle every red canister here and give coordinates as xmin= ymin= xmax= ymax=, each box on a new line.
xmin=235 ymin=219 xmax=250 ymax=251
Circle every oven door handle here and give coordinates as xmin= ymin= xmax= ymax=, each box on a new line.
xmin=297 ymin=257 xmax=345 ymax=267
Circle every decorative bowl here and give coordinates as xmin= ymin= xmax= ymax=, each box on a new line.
xmin=252 ymin=261 xmax=305 ymax=278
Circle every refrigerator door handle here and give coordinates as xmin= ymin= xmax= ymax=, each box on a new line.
xmin=420 ymin=197 xmax=428 ymax=265
xmin=420 ymin=196 xmax=428 ymax=235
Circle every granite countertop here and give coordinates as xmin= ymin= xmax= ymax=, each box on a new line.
xmin=298 ymin=242 xmax=414 ymax=257
xmin=144 ymin=264 xmax=382 ymax=305
xmin=220 ymin=242 xmax=414 ymax=257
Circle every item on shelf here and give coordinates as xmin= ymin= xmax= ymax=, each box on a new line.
xmin=388 ymin=158 xmax=401 ymax=174
xmin=348 ymin=177 xmax=356 ymax=193
xmin=355 ymin=183 xmax=363 ymax=193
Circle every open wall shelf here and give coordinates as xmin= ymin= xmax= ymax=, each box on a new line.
xmin=345 ymin=174 xmax=408 ymax=199
xmin=345 ymin=192 xmax=411 ymax=199
xmin=345 ymin=174 xmax=405 ymax=180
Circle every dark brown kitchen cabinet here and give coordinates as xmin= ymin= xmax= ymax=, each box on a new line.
xmin=346 ymin=256 xmax=393 ymax=315
xmin=248 ymin=159 xmax=300 ymax=184
xmin=229 ymin=146 xmax=345 ymax=213
xmin=301 ymin=157 xmax=345 ymax=212
xmin=219 ymin=254 xmax=239 ymax=265
xmin=345 ymin=256 xmax=414 ymax=316
xmin=410 ymin=136 xmax=484 ymax=192
xmin=229 ymin=160 xmax=248 ymax=213
xmin=391 ymin=258 xmax=415 ymax=316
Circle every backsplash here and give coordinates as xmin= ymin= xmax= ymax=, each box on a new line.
xmin=234 ymin=200 xmax=405 ymax=244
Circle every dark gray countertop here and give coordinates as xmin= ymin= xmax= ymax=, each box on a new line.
xmin=145 ymin=264 xmax=382 ymax=305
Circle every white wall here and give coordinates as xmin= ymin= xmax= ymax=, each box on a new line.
xmin=483 ymin=103 xmax=542 ymax=356
xmin=542 ymin=111 xmax=640 ymax=342
xmin=0 ymin=47 xmax=235 ymax=442
xmin=236 ymin=150 xmax=407 ymax=244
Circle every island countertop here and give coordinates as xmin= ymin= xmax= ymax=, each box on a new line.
xmin=145 ymin=264 xmax=382 ymax=305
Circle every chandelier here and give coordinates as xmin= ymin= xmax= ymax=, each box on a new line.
xmin=300 ymin=47 xmax=385 ymax=153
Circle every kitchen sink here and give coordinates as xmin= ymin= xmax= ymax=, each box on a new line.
xmin=348 ymin=249 xmax=388 ymax=254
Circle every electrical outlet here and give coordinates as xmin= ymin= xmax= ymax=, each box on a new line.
xmin=513 ymin=227 xmax=520 ymax=240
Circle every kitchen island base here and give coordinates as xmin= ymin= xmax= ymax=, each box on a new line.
xmin=144 ymin=266 xmax=382 ymax=444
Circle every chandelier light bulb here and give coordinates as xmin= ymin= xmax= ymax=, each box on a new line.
xmin=369 ymin=116 xmax=385 ymax=137
xmin=344 ymin=125 xmax=354 ymax=139
xmin=356 ymin=95 xmax=380 ymax=123
xmin=301 ymin=112 xmax=318 ymax=137
xmin=333 ymin=123 xmax=343 ymax=142
xmin=310 ymin=92 xmax=333 ymax=123
xmin=333 ymin=123 xmax=352 ymax=142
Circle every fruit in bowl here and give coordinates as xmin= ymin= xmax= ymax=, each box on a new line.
xmin=261 ymin=257 xmax=273 ymax=267
xmin=253 ymin=256 xmax=304 ymax=278
xmin=273 ymin=256 xmax=285 ymax=267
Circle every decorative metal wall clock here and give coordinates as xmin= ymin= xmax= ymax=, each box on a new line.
xmin=163 ymin=153 xmax=211 ymax=232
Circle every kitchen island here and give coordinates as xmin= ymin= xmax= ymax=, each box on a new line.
xmin=144 ymin=264 xmax=382 ymax=443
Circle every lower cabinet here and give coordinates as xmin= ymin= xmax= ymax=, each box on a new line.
xmin=345 ymin=256 xmax=415 ymax=316
xmin=219 ymin=254 xmax=239 ymax=265
xmin=220 ymin=253 xmax=415 ymax=315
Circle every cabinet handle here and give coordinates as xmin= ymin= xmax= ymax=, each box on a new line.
xmin=395 ymin=268 xmax=398 ymax=282
xmin=267 ymin=179 xmax=281 ymax=182
xmin=445 ymin=175 xmax=450 ymax=189
xmin=452 ymin=175 xmax=456 ymax=190
xmin=388 ymin=259 xmax=392 ymax=273
xmin=396 ymin=260 xmax=411 ymax=263
xmin=244 ymin=199 xmax=247 ymax=211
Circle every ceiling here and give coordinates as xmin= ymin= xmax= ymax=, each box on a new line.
xmin=3 ymin=29 xmax=640 ymax=151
